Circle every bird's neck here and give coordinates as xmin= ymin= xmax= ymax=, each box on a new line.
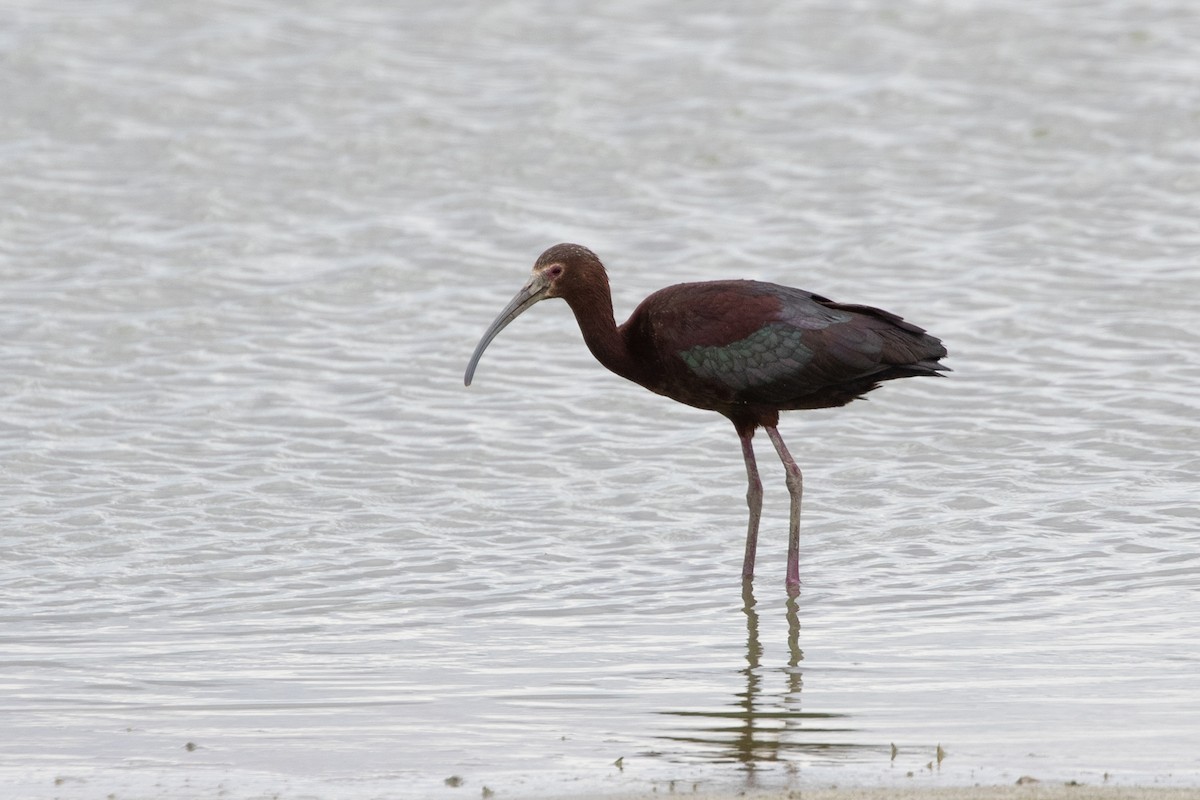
xmin=563 ymin=282 xmax=640 ymax=383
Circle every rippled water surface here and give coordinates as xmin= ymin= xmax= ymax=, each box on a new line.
xmin=3 ymin=1 xmax=1199 ymax=798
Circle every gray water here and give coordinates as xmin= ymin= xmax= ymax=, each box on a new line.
xmin=3 ymin=1 xmax=1199 ymax=798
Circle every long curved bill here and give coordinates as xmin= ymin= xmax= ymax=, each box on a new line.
xmin=464 ymin=271 xmax=553 ymax=386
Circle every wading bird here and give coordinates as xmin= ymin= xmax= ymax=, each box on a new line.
xmin=465 ymin=244 xmax=948 ymax=593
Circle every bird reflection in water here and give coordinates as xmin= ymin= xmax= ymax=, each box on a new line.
xmin=653 ymin=584 xmax=860 ymax=783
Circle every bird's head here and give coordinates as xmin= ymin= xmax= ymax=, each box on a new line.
xmin=532 ymin=243 xmax=604 ymax=299
xmin=464 ymin=243 xmax=604 ymax=386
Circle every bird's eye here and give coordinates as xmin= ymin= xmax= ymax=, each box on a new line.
xmin=547 ymin=264 xmax=564 ymax=278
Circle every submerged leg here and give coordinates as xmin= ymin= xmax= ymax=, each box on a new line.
xmin=765 ymin=426 xmax=803 ymax=594
xmin=738 ymin=429 xmax=763 ymax=581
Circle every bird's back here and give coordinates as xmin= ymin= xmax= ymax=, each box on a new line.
xmin=619 ymin=279 xmax=947 ymax=418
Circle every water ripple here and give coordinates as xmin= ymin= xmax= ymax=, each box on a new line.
xmin=2 ymin=0 xmax=1200 ymax=798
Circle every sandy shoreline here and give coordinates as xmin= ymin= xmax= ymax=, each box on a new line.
xmin=784 ymin=787 xmax=1199 ymax=800
xmin=582 ymin=786 xmax=1200 ymax=800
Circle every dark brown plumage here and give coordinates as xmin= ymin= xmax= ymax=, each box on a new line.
xmin=465 ymin=243 xmax=948 ymax=593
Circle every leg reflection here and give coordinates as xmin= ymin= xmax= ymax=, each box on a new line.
xmin=738 ymin=581 xmax=763 ymax=781
xmin=655 ymin=583 xmax=853 ymax=774
xmin=786 ymin=593 xmax=803 ymax=697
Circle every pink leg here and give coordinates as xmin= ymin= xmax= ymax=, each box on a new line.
xmin=738 ymin=429 xmax=763 ymax=581
xmin=765 ymin=426 xmax=803 ymax=595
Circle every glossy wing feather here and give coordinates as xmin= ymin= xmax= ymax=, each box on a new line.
xmin=630 ymin=281 xmax=946 ymax=412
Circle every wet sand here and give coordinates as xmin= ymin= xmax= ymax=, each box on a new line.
xmin=588 ymin=787 xmax=1200 ymax=800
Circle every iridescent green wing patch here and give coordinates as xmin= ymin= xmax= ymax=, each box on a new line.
xmin=680 ymin=324 xmax=815 ymax=391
